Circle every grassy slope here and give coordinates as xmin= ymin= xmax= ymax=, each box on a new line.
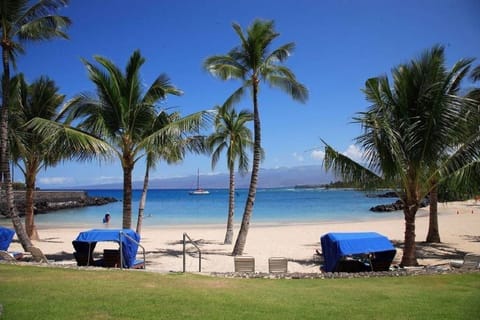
xmin=0 ymin=265 xmax=479 ymax=319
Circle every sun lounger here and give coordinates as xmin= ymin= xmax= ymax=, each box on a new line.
xmin=461 ymin=254 xmax=480 ymax=270
xmin=268 ymin=257 xmax=288 ymax=273
xmin=0 ymin=250 xmax=17 ymax=262
xmin=103 ymin=249 xmax=121 ymax=268
xmin=72 ymin=240 xmax=99 ymax=266
xmin=28 ymin=246 xmax=49 ymax=263
xmin=450 ymin=254 xmax=480 ymax=269
xmin=0 ymin=250 xmax=23 ymax=261
xmin=234 ymin=256 xmax=255 ymax=272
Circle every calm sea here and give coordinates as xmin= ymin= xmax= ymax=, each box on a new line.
xmin=9 ymin=188 xmax=403 ymax=228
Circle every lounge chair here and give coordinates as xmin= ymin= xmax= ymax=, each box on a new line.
xmin=27 ymin=246 xmax=49 ymax=263
xmin=0 ymin=250 xmax=23 ymax=261
xmin=102 ymin=249 xmax=145 ymax=269
xmin=72 ymin=240 xmax=99 ymax=266
xmin=268 ymin=257 xmax=288 ymax=273
xmin=461 ymin=254 xmax=480 ymax=270
xmin=0 ymin=250 xmax=17 ymax=262
xmin=234 ymin=256 xmax=255 ymax=272
xmin=103 ymin=249 xmax=121 ymax=268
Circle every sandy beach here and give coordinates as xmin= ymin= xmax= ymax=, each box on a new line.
xmin=5 ymin=200 xmax=480 ymax=273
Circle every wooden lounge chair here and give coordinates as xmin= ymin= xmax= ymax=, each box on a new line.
xmin=234 ymin=256 xmax=255 ymax=272
xmin=0 ymin=250 xmax=17 ymax=263
xmin=461 ymin=254 xmax=480 ymax=270
xmin=268 ymin=257 xmax=288 ymax=273
xmin=72 ymin=240 xmax=97 ymax=266
xmin=103 ymin=249 xmax=121 ymax=268
xmin=28 ymin=246 xmax=49 ymax=263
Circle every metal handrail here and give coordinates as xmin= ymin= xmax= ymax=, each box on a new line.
xmin=183 ymin=233 xmax=201 ymax=272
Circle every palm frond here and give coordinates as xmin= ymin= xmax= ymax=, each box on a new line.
xmin=18 ymin=15 xmax=70 ymax=40
xmin=27 ymin=117 xmax=114 ymax=161
xmin=322 ymin=141 xmax=383 ymax=188
xmin=143 ymin=74 xmax=183 ymax=105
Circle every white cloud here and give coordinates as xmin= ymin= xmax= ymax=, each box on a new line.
xmin=292 ymin=152 xmax=304 ymax=162
xmin=343 ymin=144 xmax=363 ymax=162
xmin=39 ymin=177 xmax=74 ymax=185
xmin=310 ymin=149 xmax=325 ymax=160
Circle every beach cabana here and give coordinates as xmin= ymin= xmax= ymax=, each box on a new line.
xmin=0 ymin=226 xmax=14 ymax=251
xmin=0 ymin=226 xmax=23 ymax=261
xmin=320 ymin=232 xmax=396 ymax=272
xmin=72 ymin=229 xmax=145 ymax=269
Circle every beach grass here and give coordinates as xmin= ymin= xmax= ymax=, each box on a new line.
xmin=0 ymin=265 xmax=479 ymax=319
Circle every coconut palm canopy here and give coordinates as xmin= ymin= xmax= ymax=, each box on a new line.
xmin=323 ymin=45 xmax=480 ymax=266
xmin=204 ymin=19 xmax=308 ymax=255
xmin=0 ymin=0 xmax=71 ymax=250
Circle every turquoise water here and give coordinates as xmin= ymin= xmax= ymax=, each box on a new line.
xmin=6 ymin=188 xmax=403 ymax=228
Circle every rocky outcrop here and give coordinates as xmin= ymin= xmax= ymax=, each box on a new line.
xmin=370 ymin=197 xmax=430 ymax=212
xmin=366 ymin=191 xmax=399 ymax=198
xmin=0 ymin=191 xmax=118 ymax=216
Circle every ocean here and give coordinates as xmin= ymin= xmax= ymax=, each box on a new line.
xmin=20 ymin=188 xmax=404 ymax=228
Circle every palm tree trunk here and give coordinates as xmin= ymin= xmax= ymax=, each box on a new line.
xmin=233 ymin=79 xmax=260 ymax=255
xmin=136 ymin=165 xmax=150 ymax=235
xmin=1 ymin=44 xmax=32 ymax=250
xmin=224 ymin=166 xmax=235 ymax=244
xmin=25 ymin=162 xmax=39 ymax=240
xmin=400 ymin=201 xmax=419 ymax=266
xmin=122 ymin=159 xmax=133 ymax=229
xmin=426 ymin=184 xmax=441 ymax=243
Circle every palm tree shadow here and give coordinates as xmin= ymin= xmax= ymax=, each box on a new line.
xmin=392 ymin=240 xmax=468 ymax=260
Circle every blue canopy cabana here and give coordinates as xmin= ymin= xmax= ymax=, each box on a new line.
xmin=0 ymin=226 xmax=15 ymax=251
xmin=321 ymin=232 xmax=396 ymax=272
xmin=73 ymin=229 xmax=145 ymax=269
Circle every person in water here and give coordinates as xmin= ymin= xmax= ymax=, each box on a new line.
xmin=103 ymin=213 xmax=111 ymax=224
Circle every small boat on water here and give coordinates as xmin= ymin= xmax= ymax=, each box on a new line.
xmin=189 ymin=169 xmax=210 ymax=195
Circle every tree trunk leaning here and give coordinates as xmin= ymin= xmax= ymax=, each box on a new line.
xmin=1 ymin=45 xmax=32 ymax=250
xmin=232 ymin=80 xmax=260 ymax=256
xmin=224 ymin=167 xmax=235 ymax=244
xmin=25 ymin=162 xmax=40 ymax=240
xmin=136 ymin=165 xmax=150 ymax=235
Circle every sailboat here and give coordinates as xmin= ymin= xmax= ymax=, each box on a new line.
xmin=189 ymin=169 xmax=210 ymax=195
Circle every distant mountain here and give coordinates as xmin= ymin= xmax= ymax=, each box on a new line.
xmin=81 ymin=165 xmax=334 ymax=189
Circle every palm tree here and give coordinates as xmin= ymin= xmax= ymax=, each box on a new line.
xmin=9 ymin=74 xmax=65 ymax=240
xmin=323 ymin=46 xmax=477 ymax=266
xmin=136 ymin=110 xmax=208 ymax=235
xmin=66 ymin=50 xmax=208 ymax=229
xmin=204 ymin=19 xmax=308 ymax=255
xmin=0 ymin=0 xmax=70 ymax=249
xmin=208 ymin=104 xmax=253 ymax=244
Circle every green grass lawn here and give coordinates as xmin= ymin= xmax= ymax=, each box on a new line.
xmin=0 ymin=265 xmax=479 ymax=320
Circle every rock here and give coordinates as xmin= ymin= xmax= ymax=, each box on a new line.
xmin=366 ymin=191 xmax=399 ymax=198
xmin=0 ymin=191 xmax=118 ymax=216
xmin=370 ymin=198 xmax=430 ymax=212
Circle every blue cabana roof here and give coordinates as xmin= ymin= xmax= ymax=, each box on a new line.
xmin=0 ymin=226 xmax=15 ymax=251
xmin=74 ymin=229 xmax=140 ymax=268
xmin=321 ymin=232 xmax=396 ymax=272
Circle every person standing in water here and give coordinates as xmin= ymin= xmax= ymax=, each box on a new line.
xmin=103 ymin=213 xmax=111 ymax=224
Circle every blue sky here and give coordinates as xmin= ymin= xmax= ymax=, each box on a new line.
xmin=17 ymin=0 xmax=480 ymax=188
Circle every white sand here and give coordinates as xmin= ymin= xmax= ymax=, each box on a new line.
xmin=6 ymin=200 xmax=480 ymax=273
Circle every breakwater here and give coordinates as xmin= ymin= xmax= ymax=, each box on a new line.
xmin=0 ymin=190 xmax=117 ymax=216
